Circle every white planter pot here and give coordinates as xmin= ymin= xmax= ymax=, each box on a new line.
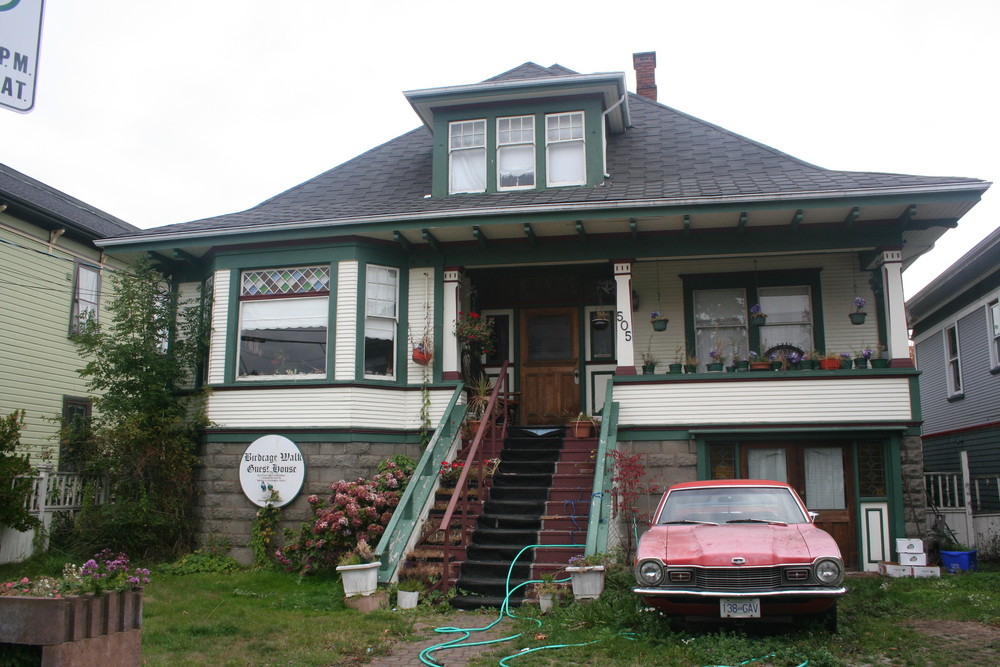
xmin=566 ymin=565 xmax=605 ymax=600
xmin=336 ymin=562 xmax=379 ymax=597
xmin=396 ymin=590 xmax=419 ymax=609
xmin=538 ymin=593 xmax=555 ymax=612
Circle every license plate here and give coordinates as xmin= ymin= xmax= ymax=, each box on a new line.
xmin=719 ymin=598 xmax=760 ymax=618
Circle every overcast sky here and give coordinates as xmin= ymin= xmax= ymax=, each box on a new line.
xmin=1 ymin=1 xmax=996 ymax=298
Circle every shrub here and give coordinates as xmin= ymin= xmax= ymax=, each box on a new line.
xmin=0 ymin=410 xmax=39 ymax=533
xmin=275 ymin=458 xmax=413 ymax=576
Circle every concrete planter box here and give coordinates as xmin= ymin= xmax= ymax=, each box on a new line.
xmin=0 ymin=589 xmax=143 ymax=665
xmin=566 ymin=565 xmax=605 ymax=600
xmin=336 ymin=562 xmax=379 ymax=597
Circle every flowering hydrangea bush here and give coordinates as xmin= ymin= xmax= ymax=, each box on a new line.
xmin=1 ymin=551 xmax=150 ymax=598
xmin=275 ymin=457 xmax=414 ymax=576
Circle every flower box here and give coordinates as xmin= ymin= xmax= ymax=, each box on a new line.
xmin=566 ymin=565 xmax=605 ymax=600
xmin=0 ymin=590 xmax=143 ymax=665
xmin=336 ymin=562 xmax=380 ymax=597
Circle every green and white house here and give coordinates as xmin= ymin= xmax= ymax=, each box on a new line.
xmin=98 ymin=54 xmax=989 ymax=571
xmin=0 ymin=163 xmax=138 ymax=464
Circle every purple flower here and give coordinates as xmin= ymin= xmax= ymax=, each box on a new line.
xmin=854 ymin=297 xmax=866 ymax=311
xmin=749 ymin=304 xmax=763 ymax=315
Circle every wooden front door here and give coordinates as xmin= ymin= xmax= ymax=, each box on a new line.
xmin=519 ymin=307 xmax=579 ymax=425
xmin=741 ymin=443 xmax=857 ymax=566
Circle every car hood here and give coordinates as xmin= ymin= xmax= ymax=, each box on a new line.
xmin=639 ymin=524 xmax=841 ymax=567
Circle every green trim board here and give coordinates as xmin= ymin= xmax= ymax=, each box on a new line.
xmin=204 ymin=430 xmax=426 ymax=443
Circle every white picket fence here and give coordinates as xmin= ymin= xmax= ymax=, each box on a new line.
xmin=0 ymin=464 xmax=109 ymax=564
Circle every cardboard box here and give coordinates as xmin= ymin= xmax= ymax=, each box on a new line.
xmin=895 ymin=538 xmax=924 ymax=554
xmin=878 ymin=562 xmax=913 ymax=578
xmin=912 ymin=566 xmax=941 ymax=578
xmin=898 ymin=552 xmax=928 ymax=566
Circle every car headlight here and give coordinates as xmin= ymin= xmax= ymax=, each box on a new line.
xmin=636 ymin=560 xmax=664 ymax=586
xmin=814 ymin=558 xmax=845 ymax=586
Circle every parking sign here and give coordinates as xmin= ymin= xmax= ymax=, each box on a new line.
xmin=0 ymin=0 xmax=44 ymax=112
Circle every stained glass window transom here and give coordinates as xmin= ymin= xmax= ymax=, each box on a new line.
xmin=241 ymin=266 xmax=330 ymax=297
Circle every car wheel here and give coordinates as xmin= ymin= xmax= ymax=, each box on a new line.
xmin=820 ymin=602 xmax=838 ymax=632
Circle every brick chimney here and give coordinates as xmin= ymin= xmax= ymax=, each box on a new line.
xmin=632 ymin=51 xmax=657 ymax=101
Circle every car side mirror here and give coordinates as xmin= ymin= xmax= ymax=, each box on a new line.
xmin=808 ymin=511 xmax=819 ymax=522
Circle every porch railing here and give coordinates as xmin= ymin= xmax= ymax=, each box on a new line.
xmin=374 ymin=383 xmax=467 ymax=584
xmin=436 ymin=360 xmax=512 ymax=592
xmin=585 ymin=378 xmax=619 ymax=558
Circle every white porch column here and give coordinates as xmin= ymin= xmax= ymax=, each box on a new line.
xmin=442 ymin=268 xmax=462 ymax=380
xmin=613 ymin=261 xmax=637 ymax=375
xmin=878 ymin=250 xmax=912 ymax=367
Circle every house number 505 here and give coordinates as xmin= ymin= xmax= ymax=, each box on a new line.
xmin=616 ymin=311 xmax=631 ymax=341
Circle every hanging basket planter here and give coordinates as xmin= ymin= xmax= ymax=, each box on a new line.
xmin=592 ymin=311 xmax=611 ymax=330
xmin=750 ymin=314 xmax=767 ymax=327
xmin=849 ymin=312 xmax=867 ymax=325
xmin=651 ymin=318 xmax=668 ymax=331
xmin=411 ymin=345 xmax=432 ymax=365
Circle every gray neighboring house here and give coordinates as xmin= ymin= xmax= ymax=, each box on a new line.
xmin=0 ymin=162 xmax=138 ymax=464
xmin=908 ymin=225 xmax=1000 ymax=544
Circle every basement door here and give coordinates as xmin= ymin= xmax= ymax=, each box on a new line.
xmin=741 ymin=443 xmax=857 ymax=567
xmin=519 ymin=307 xmax=580 ymax=425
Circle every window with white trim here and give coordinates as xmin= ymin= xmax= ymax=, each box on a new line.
xmin=545 ymin=111 xmax=586 ymax=186
xmin=756 ymin=286 xmax=814 ymax=357
xmin=70 ymin=264 xmax=100 ymax=333
xmin=497 ymin=115 xmax=535 ymax=189
xmin=237 ymin=266 xmax=329 ymax=379
xmin=945 ymin=323 xmax=962 ymax=396
xmin=449 ymin=119 xmax=486 ymax=193
xmin=365 ymin=265 xmax=398 ymax=379
xmin=989 ymin=300 xmax=1000 ymax=369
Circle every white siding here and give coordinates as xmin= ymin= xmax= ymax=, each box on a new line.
xmin=407 ymin=267 xmax=435 ymax=382
xmin=335 ymin=261 xmax=359 ymax=381
xmin=615 ymin=376 xmax=913 ymax=426
xmin=207 ymin=386 xmax=451 ymax=429
xmin=206 ymin=269 xmax=230 ymax=385
xmin=630 ymin=252 xmax=880 ymax=369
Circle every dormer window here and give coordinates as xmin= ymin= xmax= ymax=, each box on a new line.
xmin=546 ymin=112 xmax=586 ymax=186
xmin=449 ymin=119 xmax=486 ymax=194
xmin=497 ymin=115 xmax=535 ymax=189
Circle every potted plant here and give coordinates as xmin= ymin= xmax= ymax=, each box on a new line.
xmin=336 ymin=540 xmax=380 ymax=597
xmin=650 ymin=310 xmax=669 ymax=331
xmin=870 ymin=343 xmax=889 ymax=368
xmin=749 ymin=303 xmax=767 ymax=327
xmin=570 ymin=412 xmax=598 ymax=438
xmin=455 ymin=311 xmax=495 ymax=359
xmin=854 ymin=346 xmax=873 ymax=369
xmin=706 ymin=340 xmax=726 ymax=372
xmin=819 ymin=351 xmax=840 ymax=370
xmin=839 ymin=352 xmax=854 ymax=369
xmin=748 ymin=350 xmax=770 ymax=371
xmin=395 ymin=578 xmax=425 ymax=609
xmin=667 ymin=344 xmax=684 ymax=374
xmin=850 ymin=297 xmax=867 ymax=325
xmin=684 ymin=354 xmax=699 ymax=374
xmin=464 ymin=374 xmax=493 ymax=435
xmin=566 ymin=553 xmax=607 ymax=600
xmin=531 ymin=572 xmax=567 ymax=612
xmin=640 ymin=345 xmax=658 ymax=375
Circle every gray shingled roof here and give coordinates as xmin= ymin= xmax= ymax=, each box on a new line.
xmin=0 ymin=162 xmax=138 ymax=238
xmin=107 ymin=64 xmax=987 ymax=241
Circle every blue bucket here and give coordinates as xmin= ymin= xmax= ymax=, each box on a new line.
xmin=940 ymin=550 xmax=977 ymax=573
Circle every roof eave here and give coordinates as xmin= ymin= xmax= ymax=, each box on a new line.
xmin=96 ymin=181 xmax=991 ymax=249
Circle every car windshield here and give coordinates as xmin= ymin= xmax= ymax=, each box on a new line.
xmin=657 ymin=486 xmax=809 ymax=525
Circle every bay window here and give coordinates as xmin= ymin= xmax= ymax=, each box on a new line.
xmin=237 ymin=266 xmax=329 ymax=379
xmin=365 ymin=265 xmax=398 ymax=379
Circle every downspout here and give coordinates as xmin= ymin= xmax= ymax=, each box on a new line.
xmin=600 ymin=94 xmax=628 ymax=179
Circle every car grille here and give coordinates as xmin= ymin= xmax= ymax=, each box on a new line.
xmin=694 ymin=567 xmax=783 ymax=590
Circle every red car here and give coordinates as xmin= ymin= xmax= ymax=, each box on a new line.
xmin=634 ymin=479 xmax=846 ymax=630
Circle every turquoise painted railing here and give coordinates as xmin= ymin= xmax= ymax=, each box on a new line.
xmin=584 ymin=378 xmax=618 ymax=557
xmin=375 ymin=383 xmax=467 ymax=584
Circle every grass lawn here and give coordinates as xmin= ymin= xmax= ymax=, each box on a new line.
xmin=4 ymin=553 xmax=999 ymax=666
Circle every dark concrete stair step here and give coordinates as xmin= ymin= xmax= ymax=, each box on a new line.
xmin=500 ymin=449 xmax=560 ymax=463
xmin=483 ymin=498 xmax=546 ymax=515
xmin=471 ymin=527 xmax=539 ymax=544
xmin=490 ymin=485 xmax=550 ymax=501
xmin=477 ymin=513 xmax=542 ymax=530
xmin=497 ymin=461 xmax=556 ymax=475
xmin=450 ymin=594 xmax=522 ymax=610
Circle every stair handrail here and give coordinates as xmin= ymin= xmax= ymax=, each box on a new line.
xmin=585 ymin=377 xmax=618 ymax=557
xmin=437 ymin=360 xmax=512 ymax=589
xmin=374 ymin=382 xmax=467 ymax=584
